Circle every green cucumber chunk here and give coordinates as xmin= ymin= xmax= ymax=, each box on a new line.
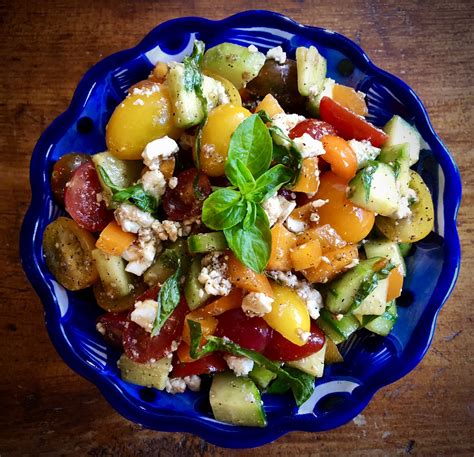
xmin=202 ymin=42 xmax=265 ymax=89
xmin=249 ymin=365 xmax=277 ymax=389
xmin=398 ymin=242 xmax=412 ymax=257
xmin=364 ymin=301 xmax=398 ymax=336
xmin=378 ymin=143 xmax=411 ymax=196
xmin=348 ymin=161 xmax=400 ymax=216
xmin=383 ymin=115 xmax=421 ymax=166
xmin=364 ymin=240 xmax=406 ymax=276
xmin=119 ymin=354 xmax=171 ymax=390
xmin=144 ymin=240 xmax=189 ymax=286
xmin=353 ymin=277 xmax=388 ymax=316
xmin=91 ymin=249 xmax=131 ymax=298
xmin=209 ymin=371 xmax=267 ymax=427
xmin=325 ymin=257 xmax=384 ymax=314
xmin=92 ymin=152 xmax=142 ymax=209
xmin=296 ymin=45 xmax=327 ymax=97
xmin=184 ymin=255 xmax=210 ymax=310
xmin=187 ymin=232 xmax=228 ymax=254
xmin=324 ymin=338 xmax=344 ymax=364
xmin=287 ymin=343 xmax=326 ymax=377
xmin=317 ymin=309 xmax=360 ymax=344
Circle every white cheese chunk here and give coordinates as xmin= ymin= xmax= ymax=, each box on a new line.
xmin=142 ymin=136 xmax=179 ymax=170
xmin=165 ymin=377 xmax=186 ymax=394
xmin=266 ymin=46 xmax=286 ymax=64
xmin=242 ymin=292 xmax=274 ymax=317
xmin=348 ymin=139 xmax=381 ymax=169
xmin=293 ymin=133 xmax=325 ymax=158
xmin=130 ymin=299 xmax=158 ymax=333
xmin=224 ymin=355 xmax=254 ymax=377
xmin=262 ymin=194 xmax=297 ymax=227
xmin=115 ymin=203 xmax=155 ymax=234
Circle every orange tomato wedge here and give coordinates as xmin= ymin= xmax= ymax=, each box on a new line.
xmin=386 ymin=268 xmax=404 ymax=301
xmin=227 ymin=253 xmax=274 ymax=296
xmin=321 ymin=135 xmax=357 ymax=180
xmin=96 ymin=221 xmax=136 ymax=256
xmin=201 ymin=288 xmax=244 ymax=316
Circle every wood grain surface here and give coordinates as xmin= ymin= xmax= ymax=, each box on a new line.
xmin=0 ymin=0 xmax=473 ymax=455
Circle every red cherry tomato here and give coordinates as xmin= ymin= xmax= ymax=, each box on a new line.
xmin=289 ymin=119 xmax=337 ymax=141
xmin=263 ymin=321 xmax=325 ymax=361
xmin=51 ymin=153 xmax=91 ymax=204
xmin=64 ymin=161 xmax=112 ymax=232
xmin=96 ymin=311 xmax=129 ymax=348
xmin=123 ymin=294 xmax=188 ymax=363
xmin=216 ymin=308 xmax=273 ymax=352
xmin=319 ymin=96 xmax=388 ymax=147
xmin=171 ymin=353 xmax=227 ymax=377
xmin=162 ymin=168 xmax=211 ymax=221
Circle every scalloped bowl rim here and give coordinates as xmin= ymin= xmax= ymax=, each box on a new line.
xmin=20 ymin=10 xmax=461 ymax=448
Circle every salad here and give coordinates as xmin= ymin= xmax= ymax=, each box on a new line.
xmin=42 ymin=40 xmax=434 ymax=427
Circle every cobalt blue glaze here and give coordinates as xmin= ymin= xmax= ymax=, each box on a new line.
xmin=19 ymin=10 xmax=461 ymax=448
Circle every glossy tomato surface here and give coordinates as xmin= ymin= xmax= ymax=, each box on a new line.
xmin=96 ymin=311 xmax=129 ymax=348
xmin=289 ymin=118 xmax=337 ymax=140
xmin=51 ymin=153 xmax=91 ymax=203
xmin=171 ymin=353 xmax=227 ymax=377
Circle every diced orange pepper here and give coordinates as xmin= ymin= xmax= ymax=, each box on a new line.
xmin=302 ymin=244 xmax=359 ymax=283
xmin=159 ymin=157 xmax=175 ymax=180
xmin=290 ymin=239 xmax=322 ymax=271
xmin=227 ymin=253 xmax=274 ymax=296
xmin=321 ymin=135 xmax=357 ymax=180
xmin=182 ymin=310 xmax=218 ymax=346
xmin=201 ymin=288 xmax=244 ymax=316
xmin=297 ymin=224 xmax=347 ymax=252
xmin=332 ymin=84 xmax=368 ymax=117
xmin=386 ymin=268 xmax=404 ymax=301
xmin=150 ymin=62 xmax=169 ymax=83
xmin=177 ymin=342 xmax=195 ymax=363
xmin=292 ymin=157 xmax=320 ymax=193
xmin=96 ymin=221 xmax=136 ymax=256
xmin=268 ymin=223 xmax=297 ymax=271
xmin=255 ymin=93 xmax=284 ymax=118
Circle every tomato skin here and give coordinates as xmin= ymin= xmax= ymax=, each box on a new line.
xmin=321 ymin=135 xmax=358 ymax=180
xmin=319 ymin=97 xmax=388 ymax=147
xmin=162 ymin=168 xmax=211 ymax=221
xmin=216 ymin=308 xmax=273 ymax=352
xmin=123 ymin=295 xmax=187 ymax=363
xmin=264 ymin=321 xmax=326 ymax=361
xmin=171 ymin=352 xmax=227 ymax=377
xmin=64 ymin=161 xmax=112 ymax=232
xmin=96 ymin=311 xmax=129 ymax=348
xmin=51 ymin=153 xmax=91 ymax=203
xmin=289 ymin=118 xmax=337 ymax=141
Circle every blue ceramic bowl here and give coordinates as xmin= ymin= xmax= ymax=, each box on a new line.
xmin=20 ymin=10 xmax=461 ymax=448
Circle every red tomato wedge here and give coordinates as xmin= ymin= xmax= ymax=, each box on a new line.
xmin=319 ymin=96 xmax=388 ymax=147
xmin=123 ymin=294 xmax=188 ymax=363
xmin=96 ymin=311 xmax=129 ymax=348
xmin=64 ymin=161 xmax=112 ymax=232
xmin=171 ymin=353 xmax=227 ymax=377
xmin=216 ymin=308 xmax=273 ymax=352
xmin=263 ymin=321 xmax=325 ymax=361
xmin=289 ymin=118 xmax=337 ymax=141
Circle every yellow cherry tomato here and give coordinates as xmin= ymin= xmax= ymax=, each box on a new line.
xmin=106 ymin=83 xmax=182 ymax=160
xmin=264 ymin=282 xmax=310 ymax=346
xmin=199 ymin=104 xmax=251 ymax=176
xmin=203 ymin=71 xmax=242 ymax=106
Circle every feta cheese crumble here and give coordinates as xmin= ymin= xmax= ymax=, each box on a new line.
xmin=262 ymin=194 xmax=296 ymax=227
xmin=242 ymin=292 xmax=274 ymax=317
xmin=347 ymin=139 xmax=381 ymax=169
xmin=198 ymin=252 xmax=232 ymax=296
xmin=183 ymin=375 xmax=201 ymax=392
xmin=285 ymin=216 xmax=307 ymax=234
xmin=140 ymin=169 xmax=167 ymax=200
xmin=130 ymin=299 xmax=158 ymax=332
xmin=122 ymin=228 xmax=158 ymax=276
xmin=266 ymin=46 xmax=286 ymax=64
xmin=165 ymin=377 xmax=186 ymax=394
xmin=271 ymin=113 xmax=306 ymax=137
xmin=115 ymin=203 xmax=155 ymax=234
xmin=224 ymin=355 xmax=254 ymax=377
xmin=248 ymin=44 xmax=258 ymax=53
xmin=142 ymin=136 xmax=179 ymax=170
xmin=293 ymin=133 xmax=326 ymax=158
xmin=168 ymin=177 xmax=178 ymax=189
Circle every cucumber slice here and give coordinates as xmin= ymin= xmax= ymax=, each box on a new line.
xmin=398 ymin=242 xmax=412 ymax=257
xmin=325 ymin=257 xmax=384 ymax=314
xmin=296 ymin=45 xmax=327 ymax=97
xmin=307 ymin=77 xmax=335 ymax=116
xmin=202 ymin=43 xmax=266 ymax=89
xmin=184 ymin=255 xmax=210 ymax=310
xmin=287 ymin=342 xmax=326 ymax=377
xmin=353 ymin=277 xmax=388 ymax=316
xmin=348 ymin=162 xmax=400 ymax=216
xmin=144 ymin=240 xmax=189 ymax=286
xmin=378 ymin=143 xmax=410 ymax=196
xmin=364 ymin=301 xmax=397 ymax=336
xmin=348 ymin=139 xmax=381 ymax=169
xmin=324 ymin=338 xmax=344 ymax=364
xmin=119 ymin=354 xmax=171 ymax=390
xmin=92 ymin=152 xmax=142 ymax=209
xmin=209 ymin=371 xmax=267 ymax=427
xmin=383 ymin=115 xmax=421 ymax=165
xmin=364 ymin=240 xmax=406 ymax=276
xmin=249 ymin=365 xmax=277 ymax=389
xmin=317 ymin=309 xmax=360 ymax=344
xmin=187 ymin=232 xmax=228 ymax=254
xmin=91 ymin=249 xmax=131 ymax=298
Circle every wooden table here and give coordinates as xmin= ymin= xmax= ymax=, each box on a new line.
xmin=1 ymin=1 xmax=472 ymax=455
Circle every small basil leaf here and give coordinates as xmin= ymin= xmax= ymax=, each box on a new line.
xmin=230 ymin=158 xmax=256 ymax=195
xmin=243 ymin=201 xmax=257 ymax=230
xmin=246 ymin=164 xmax=293 ymax=203
xmin=202 ymin=188 xmax=246 ymax=230
xmin=271 ymin=137 xmax=302 ymax=186
xmin=226 ymin=114 xmax=272 ymax=180
xmin=224 ymin=205 xmax=271 ymax=273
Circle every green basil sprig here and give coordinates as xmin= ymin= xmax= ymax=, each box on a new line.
xmin=188 ymin=320 xmax=315 ymax=406
xmin=98 ymin=166 xmax=158 ymax=215
xmin=201 ymin=113 xmax=294 ymax=272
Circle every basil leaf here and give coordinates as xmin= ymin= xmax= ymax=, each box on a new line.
xmin=246 ymin=164 xmax=293 ymax=204
xmin=188 ymin=320 xmax=315 ymax=406
xmin=224 ymin=205 xmax=271 ymax=273
xmin=256 ymin=110 xmax=272 ymax=124
xmin=202 ymin=188 xmax=246 ymax=230
xmin=243 ymin=201 xmax=257 ymax=230
xmin=359 ymin=161 xmax=378 ymax=202
xmin=151 ymin=259 xmax=182 ymax=336
xmin=183 ymin=40 xmax=207 ymax=118
xmin=231 ymin=158 xmax=256 ymax=195
xmin=97 ymin=165 xmax=122 ymax=192
xmin=226 ymin=114 xmax=272 ymax=181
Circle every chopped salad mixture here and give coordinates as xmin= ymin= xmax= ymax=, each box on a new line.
xmin=43 ymin=40 xmax=434 ymax=427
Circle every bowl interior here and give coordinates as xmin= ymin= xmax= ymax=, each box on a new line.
xmin=21 ymin=11 xmax=461 ymax=448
